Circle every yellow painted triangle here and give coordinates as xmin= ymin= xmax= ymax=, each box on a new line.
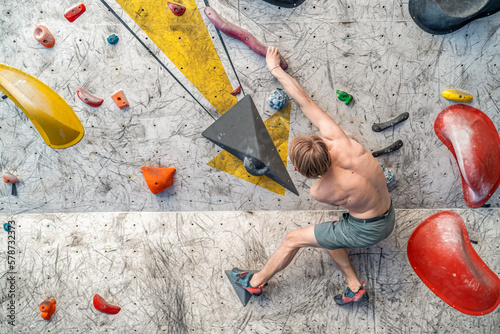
xmin=207 ymin=103 xmax=292 ymax=196
xmin=116 ymin=0 xmax=237 ymax=114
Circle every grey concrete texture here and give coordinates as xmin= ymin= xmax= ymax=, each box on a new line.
xmin=0 ymin=209 xmax=499 ymax=333
xmin=0 ymin=0 xmax=499 ymax=213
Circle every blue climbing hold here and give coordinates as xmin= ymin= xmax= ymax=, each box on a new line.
xmin=380 ymin=163 xmax=396 ymax=190
xmin=3 ymin=222 xmax=11 ymax=232
xmin=107 ymin=34 xmax=119 ymax=45
xmin=268 ymin=88 xmax=288 ymax=110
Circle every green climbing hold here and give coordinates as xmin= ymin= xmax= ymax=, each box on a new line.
xmin=336 ymin=90 xmax=353 ymax=105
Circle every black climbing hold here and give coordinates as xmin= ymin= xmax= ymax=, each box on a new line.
xmin=261 ymin=0 xmax=306 ymax=8
xmin=409 ymin=0 xmax=500 ymax=35
xmin=372 ymin=112 xmax=409 ymax=132
xmin=244 ymin=156 xmax=270 ymax=176
xmin=372 ymin=140 xmax=404 ymax=157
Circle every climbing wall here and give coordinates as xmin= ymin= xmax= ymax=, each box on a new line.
xmin=0 ymin=0 xmax=498 ymax=212
xmin=0 ymin=209 xmax=499 ymax=332
xmin=1 ymin=0 xmax=500 ymax=332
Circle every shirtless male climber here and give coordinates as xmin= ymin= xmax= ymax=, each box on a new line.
xmin=230 ymin=47 xmax=395 ymax=305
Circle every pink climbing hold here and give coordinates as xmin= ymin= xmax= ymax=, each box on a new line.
xmin=434 ymin=104 xmax=500 ymax=208
xmin=204 ymin=6 xmax=288 ymax=70
xmin=77 ymin=87 xmax=104 ymax=107
xmin=408 ymin=211 xmax=500 ymax=316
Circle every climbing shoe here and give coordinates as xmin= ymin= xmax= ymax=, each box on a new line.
xmin=230 ymin=268 xmax=263 ymax=296
xmin=334 ymin=282 xmax=369 ymax=305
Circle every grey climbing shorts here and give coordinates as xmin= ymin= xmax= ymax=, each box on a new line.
xmin=314 ymin=202 xmax=395 ymax=250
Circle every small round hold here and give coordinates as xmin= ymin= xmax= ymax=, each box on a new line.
xmin=107 ymin=34 xmax=119 ymax=44
xmin=3 ymin=223 xmax=11 ymax=232
xmin=268 ymin=88 xmax=289 ymax=110
xmin=244 ymin=156 xmax=269 ymax=176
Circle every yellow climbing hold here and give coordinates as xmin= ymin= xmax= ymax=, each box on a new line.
xmin=0 ymin=64 xmax=84 ymax=149
xmin=442 ymin=89 xmax=473 ymax=103
xmin=208 ymin=103 xmax=292 ymax=196
xmin=115 ymin=0 xmax=237 ymax=114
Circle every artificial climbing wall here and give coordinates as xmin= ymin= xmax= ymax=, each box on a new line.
xmin=1 ymin=0 xmax=500 ymax=333
xmin=0 ymin=0 xmax=499 ymax=213
xmin=1 ymin=209 xmax=500 ymax=332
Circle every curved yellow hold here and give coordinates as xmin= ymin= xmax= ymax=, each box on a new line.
xmin=0 ymin=64 xmax=84 ymax=149
xmin=442 ymin=89 xmax=473 ymax=103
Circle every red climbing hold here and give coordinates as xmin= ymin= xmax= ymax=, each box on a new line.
xmin=64 ymin=3 xmax=86 ymax=22
xmin=39 ymin=299 xmax=56 ymax=320
xmin=33 ymin=25 xmax=55 ymax=48
xmin=434 ymin=104 xmax=500 ymax=208
xmin=77 ymin=87 xmax=104 ymax=107
xmin=141 ymin=166 xmax=176 ymax=194
xmin=408 ymin=211 xmax=500 ymax=316
xmin=167 ymin=2 xmax=186 ymax=16
xmin=93 ymin=294 xmax=121 ymax=315
xmin=230 ymin=85 xmax=241 ymax=96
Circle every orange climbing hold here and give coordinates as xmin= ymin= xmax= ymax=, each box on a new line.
xmin=2 ymin=172 xmax=19 ymax=184
xmin=39 ymin=299 xmax=56 ymax=320
xmin=141 ymin=166 xmax=176 ymax=194
xmin=111 ymin=89 xmax=129 ymax=109
xmin=33 ymin=25 xmax=55 ymax=48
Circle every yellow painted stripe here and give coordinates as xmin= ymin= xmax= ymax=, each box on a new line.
xmin=116 ymin=0 xmax=237 ymax=114
xmin=208 ymin=103 xmax=292 ymax=196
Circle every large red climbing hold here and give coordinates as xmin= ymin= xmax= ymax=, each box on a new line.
xmin=33 ymin=25 xmax=55 ymax=48
xmin=434 ymin=104 xmax=500 ymax=208
xmin=141 ymin=166 xmax=176 ymax=194
xmin=167 ymin=2 xmax=186 ymax=16
xmin=64 ymin=3 xmax=86 ymax=22
xmin=408 ymin=211 xmax=500 ymax=316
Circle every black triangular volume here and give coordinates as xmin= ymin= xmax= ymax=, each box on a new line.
xmin=203 ymin=95 xmax=298 ymax=195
